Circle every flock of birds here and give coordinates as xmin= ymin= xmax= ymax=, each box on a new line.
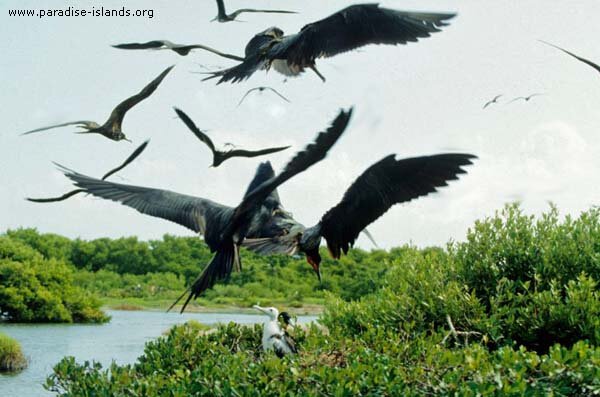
xmin=21 ymin=1 xmax=600 ymax=356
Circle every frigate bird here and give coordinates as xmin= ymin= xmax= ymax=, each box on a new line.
xmin=237 ymin=86 xmax=290 ymax=106
xmin=539 ymin=40 xmax=600 ymax=75
xmin=507 ymin=93 xmax=545 ymax=104
xmin=58 ymin=108 xmax=353 ymax=312
xmin=203 ymin=4 xmax=455 ymax=84
xmin=242 ymin=153 xmax=477 ymax=279
xmin=213 ymin=0 xmax=297 ymax=23
xmin=253 ymin=305 xmax=297 ymax=357
xmin=21 ymin=66 xmax=174 ymax=142
xmin=175 ymin=108 xmax=290 ymax=167
xmin=113 ymin=40 xmax=244 ymax=61
xmin=483 ymin=95 xmax=502 ymax=109
xmin=27 ymin=140 xmax=149 ymax=203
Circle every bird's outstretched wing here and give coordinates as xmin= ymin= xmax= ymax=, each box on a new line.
xmin=230 ymin=8 xmax=297 ymax=19
xmin=238 ymin=87 xmax=290 ymax=106
xmin=21 ymin=120 xmax=98 ymax=136
xmin=112 ymin=40 xmax=166 ymax=50
xmin=270 ymin=4 xmax=455 ymax=66
xmin=59 ymin=166 xmax=233 ymax=235
xmin=319 ymin=153 xmax=477 ymax=258
xmin=202 ymin=53 xmax=268 ymax=84
xmin=482 ymin=95 xmax=502 ymax=109
xmin=27 ymin=140 xmax=149 ymax=203
xmin=174 ymin=108 xmax=216 ymax=153
xmin=228 ymin=108 xmax=353 ymax=234
xmin=105 ymin=65 xmax=174 ymax=129
xmin=228 ymin=146 xmax=291 ymax=159
xmin=113 ymin=40 xmax=244 ymax=60
xmin=539 ymin=40 xmax=600 ymax=75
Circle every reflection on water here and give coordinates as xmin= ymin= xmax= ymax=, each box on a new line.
xmin=0 ymin=310 xmax=317 ymax=396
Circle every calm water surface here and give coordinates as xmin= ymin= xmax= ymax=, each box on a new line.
xmin=0 ymin=310 xmax=317 ymax=397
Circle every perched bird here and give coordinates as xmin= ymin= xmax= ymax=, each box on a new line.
xmin=507 ymin=93 xmax=545 ymax=104
xmin=27 ymin=140 xmax=149 ymax=203
xmin=212 ymin=0 xmax=297 ymax=23
xmin=58 ymin=108 xmax=353 ymax=312
xmin=237 ymin=86 xmax=290 ymax=106
xmin=253 ymin=305 xmax=297 ymax=357
xmin=242 ymin=153 xmax=477 ymax=279
xmin=204 ymin=4 xmax=455 ymax=83
xmin=482 ymin=95 xmax=502 ymax=109
xmin=113 ymin=40 xmax=244 ymax=61
xmin=175 ymin=108 xmax=290 ymax=167
xmin=539 ymin=40 xmax=600 ymax=75
xmin=22 ymin=66 xmax=174 ymax=142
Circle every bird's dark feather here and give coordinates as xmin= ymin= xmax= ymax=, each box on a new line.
xmin=175 ymin=108 xmax=216 ymax=152
xmin=320 ymin=153 xmax=476 ymax=258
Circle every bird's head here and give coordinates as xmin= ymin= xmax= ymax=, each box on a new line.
xmin=253 ymin=305 xmax=279 ymax=320
xmin=263 ymin=27 xmax=284 ymax=39
xmin=117 ymin=132 xmax=131 ymax=142
xmin=299 ymin=225 xmax=323 ymax=282
xmin=278 ymin=311 xmax=295 ymax=327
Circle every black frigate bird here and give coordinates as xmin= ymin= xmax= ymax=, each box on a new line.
xmin=237 ymin=86 xmax=290 ymax=106
xmin=27 ymin=140 xmax=149 ymax=203
xmin=175 ymin=108 xmax=290 ymax=167
xmin=21 ymin=66 xmax=174 ymax=142
xmin=539 ymin=40 xmax=600 ymax=75
xmin=507 ymin=93 xmax=545 ymax=104
xmin=213 ymin=0 xmax=297 ymax=23
xmin=58 ymin=108 xmax=353 ymax=312
xmin=203 ymin=3 xmax=455 ymax=84
xmin=113 ymin=40 xmax=244 ymax=61
xmin=482 ymin=95 xmax=502 ymax=109
xmin=242 ymin=153 xmax=477 ymax=279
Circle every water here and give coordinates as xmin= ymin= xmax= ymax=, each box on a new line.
xmin=0 ymin=310 xmax=318 ymax=397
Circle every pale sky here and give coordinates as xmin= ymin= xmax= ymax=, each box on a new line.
xmin=2 ymin=0 xmax=599 ymax=249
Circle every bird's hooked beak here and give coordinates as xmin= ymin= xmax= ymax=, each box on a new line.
xmin=123 ymin=137 xmax=132 ymax=143
xmin=253 ymin=305 xmax=268 ymax=315
xmin=305 ymin=250 xmax=321 ymax=282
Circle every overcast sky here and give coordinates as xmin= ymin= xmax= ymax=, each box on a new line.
xmin=2 ymin=0 xmax=599 ymax=249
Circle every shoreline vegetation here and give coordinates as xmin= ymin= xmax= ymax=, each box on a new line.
xmin=44 ymin=204 xmax=600 ymax=395
xmin=0 ymin=333 xmax=27 ymax=373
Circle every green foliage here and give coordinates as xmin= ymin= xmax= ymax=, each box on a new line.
xmin=0 ymin=333 xmax=27 ymax=372
xmin=0 ymin=236 xmax=109 ymax=323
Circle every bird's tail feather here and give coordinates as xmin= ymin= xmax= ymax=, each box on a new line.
xmin=167 ymin=244 xmax=240 ymax=313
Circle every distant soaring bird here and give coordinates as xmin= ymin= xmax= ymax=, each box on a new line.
xmin=482 ymin=95 xmax=502 ymax=109
xmin=21 ymin=66 xmax=174 ymax=142
xmin=253 ymin=305 xmax=297 ymax=357
xmin=203 ymin=4 xmax=455 ymax=83
xmin=175 ymin=108 xmax=290 ymax=167
xmin=113 ymin=40 xmax=244 ymax=61
xmin=507 ymin=93 xmax=545 ymax=104
xmin=27 ymin=140 xmax=149 ymax=203
xmin=242 ymin=153 xmax=477 ymax=280
xmin=212 ymin=0 xmax=297 ymax=23
xmin=237 ymin=86 xmax=290 ymax=106
xmin=539 ymin=40 xmax=600 ymax=76
xmin=58 ymin=108 xmax=353 ymax=312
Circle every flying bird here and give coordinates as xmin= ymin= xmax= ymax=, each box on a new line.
xmin=58 ymin=108 xmax=353 ymax=312
xmin=113 ymin=40 xmax=244 ymax=61
xmin=242 ymin=153 xmax=477 ymax=280
xmin=253 ymin=305 xmax=297 ymax=357
xmin=203 ymin=4 xmax=455 ymax=84
xmin=27 ymin=140 xmax=149 ymax=203
xmin=237 ymin=86 xmax=290 ymax=106
xmin=483 ymin=95 xmax=502 ymax=109
xmin=539 ymin=40 xmax=600 ymax=75
xmin=212 ymin=0 xmax=297 ymax=23
xmin=507 ymin=93 xmax=545 ymax=104
xmin=175 ymin=108 xmax=290 ymax=167
xmin=22 ymin=66 xmax=174 ymax=142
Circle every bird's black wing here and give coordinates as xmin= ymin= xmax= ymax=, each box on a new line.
xmin=59 ymin=167 xmax=233 ymax=236
xmin=185 ymin=45 xmax=245 ymax=61
xmin=243 ymin=161 xmax=280 ymax=205
xmin=228 ymin=108 xmax=353 ymax=234
xmin=202 ymin=53 xmax=268 ymax=84
xmin=27 ymin=189 xmax=85 ymax=203
xmin=227 ymin=146 xmax=291 ymax=159
xmin=21 ymin=120 xmax=98 ymax=136
xmin=101 ymin=140 xmax=149 ymax=180
xmin=270 ymin=4 xmax=455 ymax=66
xmin=174 ymin=108 xmax=216 ymax=152
xmin=112 ymin=41 xmax=167 ymax=50
xmin=319 ymin=153 xmax=477 ymax=258
xmin=105 ymin=65 xmax=174 ymax=129
xmin=215 ymin=0 xmax=227 ymax=18
xmin=539 ymin=40 xmax=600 ymax=74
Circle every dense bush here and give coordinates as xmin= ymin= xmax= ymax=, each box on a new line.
xmin=0 ymin=333 xmax=27 ymax=372
xmin=0 ymin=236 xmax=109 ymax=323
xmin=44 ymin=205 xmax=600 ymax=395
